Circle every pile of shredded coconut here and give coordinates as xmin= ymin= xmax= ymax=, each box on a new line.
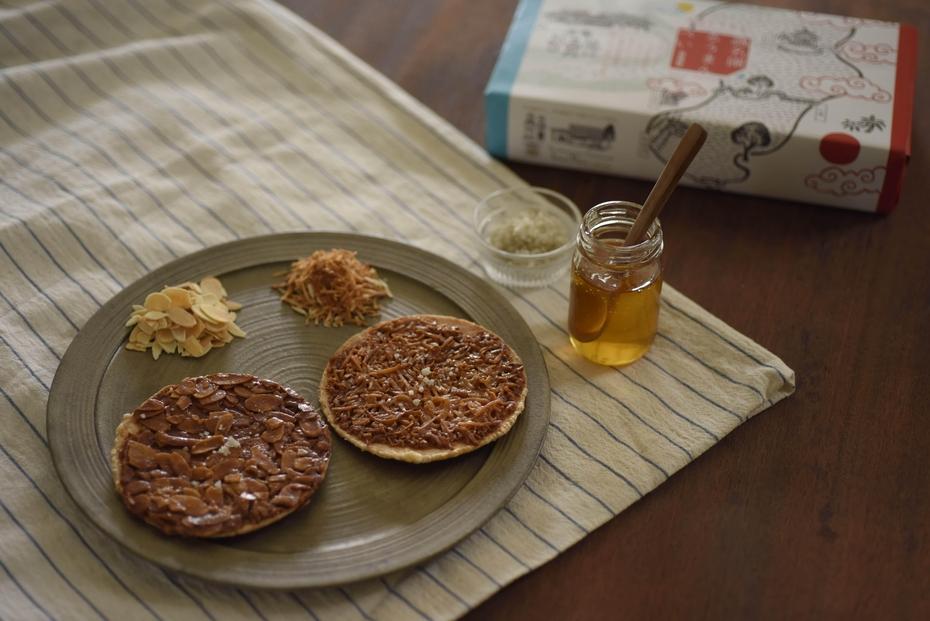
xmin=486 ymin=208 xmax=567 ymax=254
xmin=273 ymin=249 xmax=391 ymax=327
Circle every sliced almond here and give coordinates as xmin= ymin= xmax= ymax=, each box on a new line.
xmin=188 ymin=322 xmax=205 ymax=339
xmin=163 ymin=287 xmax=192 ymax=308
xmin=144 ymin=292 xmax=172 ymax=312
xmin=171 ymin=326 xmax=188 ymax=342
xmin=167 ymin=306 xmax=197 ymax=328
xmin=201 ymin=303 xmax=232 ymax=324
xmin=200 ymin=277 xmax=226 ymax=298
xmin=184 ymin=337 xmax=205 ymax=357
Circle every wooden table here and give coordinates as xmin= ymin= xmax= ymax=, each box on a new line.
xmin=280 ymin=1 xmax=929 ymax=617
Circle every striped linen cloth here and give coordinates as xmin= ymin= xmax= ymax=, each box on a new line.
xmin=0 ymin=0 xmax=795 ymax=619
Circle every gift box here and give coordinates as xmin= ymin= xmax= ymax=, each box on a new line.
xmin=485 ymin=0 xmax=918 ymax=212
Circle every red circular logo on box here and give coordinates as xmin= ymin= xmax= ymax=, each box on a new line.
xmin=819 ymin=133 xmax=861 ymax=164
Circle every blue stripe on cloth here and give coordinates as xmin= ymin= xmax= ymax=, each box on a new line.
xmin=0 ymin=199 xmax=121 ymax=292
xmin=0 ymin=116 xmax=151 ymax=271
xmin=548 ymin=422 xmax=643 ymax=498
xmin=0 ymin=554 xmax=55 ymax=621
xmin=237 ymin=590 xmax=269 ymax=621
xmin=519 ymin=481 xmax=588 ymax=534
xmin=0 ymin=348 xmax=50 ymax=444
xmin=288 ymin=593 xmax=321 ymax=621
xmin=0 ymin=179 xmax=125 ymax=287
xmin=0 ymin=498 xmax=108 ymax=621
xmin=0 ymin=289 xmax=66 ymax=363
xmin=478 ymin=528 xmax=530 ymax=570
xmin=337 ymin=587 xmax=375 ymax=621
xmin=0 ymin=382 xmax=47 ymax=441
xmin=416 ymin=567 xmax=469 ymax=610
xmin=0 ymin=211 xmax=111 ymax=307
xmin=159 ymin=575 xmax=215 ymax=621
xmin=0 ymin=240 xmax=81 ymax=332
xmin=179 ymin=42 xmax=406 ymax=239
xmin=502 ymin=507 xmax=559 ymax=553
xmin=551 ymin=388 xmax=669 ymax=478
xmin=641 ymin=356 xmax=744 ymax=422
xmin=379 ymin=577 xmax=432 ymax=621
xmin=537 ymin=452 xmax=615 ymax=515
xmin=447 ymin=548 xmax=501 ymax=588
xmin=216 ymin=0 xmax=500 ymax=242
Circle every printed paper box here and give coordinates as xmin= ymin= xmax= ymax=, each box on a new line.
xmin=485 ymin=0 xmax=917 ymax=212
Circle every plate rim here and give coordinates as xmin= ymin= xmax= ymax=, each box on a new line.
xmin=48 ymin=232 xmax=551 ymax=589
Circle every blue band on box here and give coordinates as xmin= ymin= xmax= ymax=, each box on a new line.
xmin=485 ymin=0 xmax=543 ymax=157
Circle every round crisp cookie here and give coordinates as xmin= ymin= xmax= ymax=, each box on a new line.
xmin=320 ymin=315 xmax=528 ymax=463
xmin=111 ymin=373 xmax=331 ymax=538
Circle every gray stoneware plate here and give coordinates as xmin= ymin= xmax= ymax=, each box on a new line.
xmin=47 ymin=233 xmax=550 ymax=589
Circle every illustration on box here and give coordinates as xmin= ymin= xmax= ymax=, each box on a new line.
xmin=647 ymin=5 xmax=891 ymax=194
xmin=486 ymin=0 xmax=916 ymax=212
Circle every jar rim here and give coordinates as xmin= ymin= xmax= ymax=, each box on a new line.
xmin=578 ymin=201 xmax=663 ymax=266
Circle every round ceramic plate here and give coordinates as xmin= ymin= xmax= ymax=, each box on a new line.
xmin=47 ymin=233 xmax=550 ymax=589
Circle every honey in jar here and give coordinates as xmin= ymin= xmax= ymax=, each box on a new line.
xmin=568 ymin=201 xmax=663 ymax=366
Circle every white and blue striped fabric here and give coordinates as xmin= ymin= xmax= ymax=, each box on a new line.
xmin=0 ymin=1 xmax=795 ymax=619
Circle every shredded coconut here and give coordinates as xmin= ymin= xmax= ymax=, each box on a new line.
xmin=486 ymin=208 xmax=567 ymax=254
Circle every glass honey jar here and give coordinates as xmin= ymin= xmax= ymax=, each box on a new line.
xmin=568 ymin=201 xmax=663 ymax=366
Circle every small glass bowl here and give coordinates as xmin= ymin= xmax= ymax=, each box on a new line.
xmin=473 ymin=187 xmax=581 ymax=288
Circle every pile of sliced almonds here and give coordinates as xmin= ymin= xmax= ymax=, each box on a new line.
xmin=125 ymin=277 xmax=246 ymax=359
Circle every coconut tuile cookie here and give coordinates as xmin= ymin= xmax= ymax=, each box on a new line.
xmin=319 ymin=315 xmax=528 ymax=463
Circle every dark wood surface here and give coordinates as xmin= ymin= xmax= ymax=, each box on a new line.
xmin=279 ymin=1 xmax=930 ymax=618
